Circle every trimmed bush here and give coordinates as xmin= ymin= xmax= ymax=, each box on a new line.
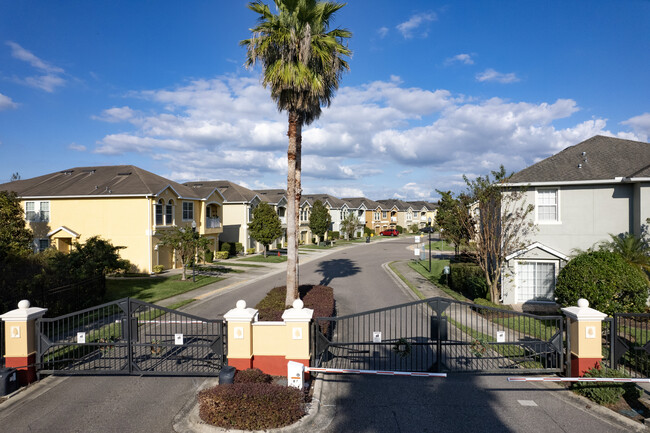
xmin=234 ymin=368 xmax=272 ymax=384
xmin=363 ymin=226 xmax=373 ymax=236
xmin=220 ymin=242 xmax=231 ymax=253
xmin=329 ymin=231 xmax=340 ymax=240
xmin=198 ymin=383 xmax=305 ymax=430
xmin=235 ymin=242 xmax=244 ymax=255
xmin=555 ymin=251 xmax=648 ymax=316
xmin=395 ymin=225 xmax=404 ymax=234
xmin=572 ymin=364 xmax=641 ymax=405
xmin=255 ymin=285 xmax=335 ymax=333
xmin=214 ymin=251 xmax=229 ymax=260
xmin=204 ymin=250 xmax=214 ymax=263
xmin=152 ymin=265 xmax=164 ymax=274
xmin=449 ymin=263 xmax=488 ymax=300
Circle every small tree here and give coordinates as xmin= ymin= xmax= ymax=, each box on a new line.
xmin=457 ymin=166 xmax=535 ymax=303
xmin=309 ymin=200 xmax=331 ymax=243
xmin=0 ymin=190 xmax=34 ymax=261
xmin=434 ymin=190 xmax=472 ymax=256
xmin=159 ymin=224 xmax=209 ymax=280
xmin=409 ymin=223 xmax=419 ymax=233
xmin=248 ymin=202 xmax=283 ymax=257
xmin=340 ymin=213 xmax=359 ymax=240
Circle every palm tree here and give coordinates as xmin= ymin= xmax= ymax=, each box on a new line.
xmin=242 ymin=0 xmax=351 ymax=306
xmin=600 ymin=232 xmax=650 ymax=275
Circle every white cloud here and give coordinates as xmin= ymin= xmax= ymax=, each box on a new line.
xmin=0 ymin=93 xmax=17 ymax=110
xmin=396 ymin=13 xmax=437 ymax=39
xmin=445 ymin=53 xmax=474 ymax=66
xmin=68 ymin=143 xmax=87 ymax=152
xmin=377 ymin=27 xmax=389 ymax=38
xmin=6 ymin=41 xmax=66 ymax=92
xmin=621 ymin=113 xmax=650 ymax=141
xmin=476 ymin=68 xmax=520 ymax=84
xmin=93 ymin=106 xmax=138 ymax=123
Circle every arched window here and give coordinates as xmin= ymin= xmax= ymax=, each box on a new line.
xmin=155 ymin=199 xmax=164 ymax=225
xmin=166 ymin=200 xmax=174 ymax=225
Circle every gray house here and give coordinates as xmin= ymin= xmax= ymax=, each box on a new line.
xmin=501 ymin=135 xmax=650 ymax=305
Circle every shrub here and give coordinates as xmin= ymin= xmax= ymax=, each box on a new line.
xmin=220 ymin=242 xmax=231 ymax=253
xmin=198 ymin=383 xmax=305 ymax=430
xmin=214 ymin=251 xmax=229 ymax=260
xmin=572 ymin=363 xmax=641 ymax=405
xmin=409 ymin=223 xmax=419 ymax=233
xmin=152 ymin=265 xmax=164 ymax=274
xmin=234 ymin=368 xmax=272 ymax=384
xmin=329 ymin=231 xmax=340 ymax=240
xmin=204 ymin=250 xmax=214 ymax=263
xmin=555 ymin=251 xmax=649 ymax=316
xmin=395 ymin=225 xmax=404 ymax=234
xmin=246 ymin=248 xmax=256 ymax=254
xmin=255 ymin=285 xmax=335 ymax=333
xmin=234 ymin=242 xmax=244 ymax=255
xmin=364 ymin=226 xmax=373 ymax=236
xmin=449 ymin=263 xmax=488 ymax=300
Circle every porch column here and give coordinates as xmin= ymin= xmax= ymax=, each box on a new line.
xmin=282 ymin=299 xmax=313 ymax=374
xmin=562 ymin=298 xmax=607 ymax=377
xmin=1 ymin=300 xmax=48 ymax=385
xmin=223 ymin=300 xmax=258 ymax=371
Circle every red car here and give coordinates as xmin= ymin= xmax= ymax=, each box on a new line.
xmin=380 ymin=229 xmax=399 ymax=236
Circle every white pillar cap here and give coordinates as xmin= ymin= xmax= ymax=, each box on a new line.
xmin=0 ymin=300 xmax=48 ymax=322
xmin=561 ymin=298 xmax=608 ymax=321
xmin=224 ymin=299 xmax=258 ymax=322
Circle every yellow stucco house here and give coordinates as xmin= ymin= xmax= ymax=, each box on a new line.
xmin=0 ymin=165 xmax=224 ymax=273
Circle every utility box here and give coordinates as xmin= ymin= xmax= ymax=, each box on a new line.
xmin=0 ymin=368 xmax=18 ymax=396
xmin=287 ymin=361 xmax=305 ymax=390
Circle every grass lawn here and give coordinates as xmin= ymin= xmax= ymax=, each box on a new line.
xmin=213 ymin=262 xmax=265 ymax=268
xmin=238 ymin=254 xmax=287 ymax=263
xmin=406 ymin=259 xmax=469 ymax=302
xmin=105 ymin=274 xmax=222 ymax=303
xmin=422 ymin=240 xmax=455 ymax=251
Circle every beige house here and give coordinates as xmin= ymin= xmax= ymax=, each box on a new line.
xmin=501 ymin=136 xmax=650 ymax=305
xmin=0 ymin=165 xmax=224 ymax=273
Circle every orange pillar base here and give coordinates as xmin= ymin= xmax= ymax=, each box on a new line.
xmin=5 ymin=354 xmax=37 ymax=385
xmin=571 ymin=354 xmax=601 ymax=377
xmin=227 ymin=357 xmax=253 ymax=371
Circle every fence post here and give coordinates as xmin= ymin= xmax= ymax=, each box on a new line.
xmin=561 ymin=298 xmax=607 ymax=377
xmin=0 ymin=300 xmax=48 ymax=385
xmin=223 ymin=300 xmax=258 ymax=371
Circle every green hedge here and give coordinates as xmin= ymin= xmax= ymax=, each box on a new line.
xmin=214 ymin=251 xmax=229 ymax=260
xmin=449 ymin=263 xmax=488 ymax=300
xmin=572 ymin=364 xmax=641 ymax=405
xmin=555 ymin=251 xmax=648 ymax=316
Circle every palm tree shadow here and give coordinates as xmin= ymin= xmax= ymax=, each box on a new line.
xmin=315 ymin=258 xmax=361 ymax=286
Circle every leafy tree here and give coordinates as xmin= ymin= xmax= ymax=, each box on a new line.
xmin=555 ymin=251 xmax=648 ymax=315
xmin=409 ymin=223 xmax=419 ymax=233
xmin=309 ymin=200 xmax=331 ymax=242
xmin=242 ymin=0 xmax=351 ymax=306
xmin=599 ymin=232 xmax=650 ymax=276
xmin=10 ymin=172 xmax=20 ymax=181
xmin=0 ymin=190 xmax=34 ymax=261
xmin=457 ymin=166 xmax=536 ymax=303
xmin=340 ymin=212 xmax=359 ymax=240
xmin=158 ymin=224 xmax=210 ymax=280
xmin=434 ymin=190 xmax=472 ymax=256
xmin=248 ymin=202 xmax=284 ymax=257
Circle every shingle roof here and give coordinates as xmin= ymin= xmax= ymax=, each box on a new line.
xmin=301 ymin=194 xmax=348 ymax=209
xmin=184 ymin=180 xmax=258 ymax=203
xmin=509 ymin=135 xmax=650 ymax=183
xmin=377 ymin=199 xmax=412 ymax=210
xmin=0 ymin=165 xmax=201 ymax=198
xmin=341 ymin=197 xmax=381 ymax=209
xmin=255 ymin=189 xmax=286 ymax=204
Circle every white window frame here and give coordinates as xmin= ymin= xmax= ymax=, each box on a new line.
xmin=516 ymin=260 xmax=557 ymax=303
xmin=535 ymin=188 xmax=561 ymax=224
xmin=25 ymin=200 xmax=50 ymax=222
xmin=165 ymin=200 xmax=174 ymax=225
xmin=182 ymin=201 xmax=194 ymax=221
xmin=33 ymin=238 xmax=50 ymax=253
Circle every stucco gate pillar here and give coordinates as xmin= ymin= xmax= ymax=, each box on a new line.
xmin=561 ymin=298 xmax=607 ymax=377
xmin=223 ymin=300 xmax=258 ymax=371
xmin=1 ymin=300 xmax=48 ymax=385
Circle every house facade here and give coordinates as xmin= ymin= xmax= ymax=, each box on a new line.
xmin=1 ymin=165 xmax=224 ymax=273
xmin=501 ymin=136 xmax=650 ymax=305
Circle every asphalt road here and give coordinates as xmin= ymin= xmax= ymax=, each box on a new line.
xmin=0 ymin=238 xmax=641 ymax=432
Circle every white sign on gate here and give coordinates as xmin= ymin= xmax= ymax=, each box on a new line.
xmin=373 ymin=331 xmax=382 ymax=343
xmin=496 ymin=331 xmax=506 ymax=343
xmin=77 ymin=332 xmax=86 ymax=344
xmin=415 ymin=236 xmax=421 ymax=243
xmin=175 ymin=333 xmax=184 ymax=345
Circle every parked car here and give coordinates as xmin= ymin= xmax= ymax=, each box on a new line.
xmin=419 ymin=226 xmax=435 ymax=233
xmin=380 ymin=229 xmax=399 ymax=236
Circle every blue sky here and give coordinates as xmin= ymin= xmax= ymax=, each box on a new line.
xmin=1 ymin=1 xmax=649 ymax=201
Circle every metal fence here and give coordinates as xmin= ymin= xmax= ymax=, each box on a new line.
xmin=313 ymin=297 xmax=564 ymax=374
xmin=612 ymin=313 xmax=650 ymax=378
xmin=0 ymin=320 xmax=5 ymax=368
xmin=601 ymin=317 xmax=613 ymax=369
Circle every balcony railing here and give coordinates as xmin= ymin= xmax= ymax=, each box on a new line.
xmin=390 ymin=217 xmax=397 ymax=222
xmin=206 ymin=217 xmax=221 ymax=229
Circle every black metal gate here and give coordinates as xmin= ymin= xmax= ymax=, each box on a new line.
xmin=37 ymin=298 xmax=226 ymax=376
xmin=313 ymin=297 xmax=564 ymax=374
xmin=610 ymin=313 xmax=650 ymax=377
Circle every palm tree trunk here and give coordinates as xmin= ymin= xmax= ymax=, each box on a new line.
xmin=285 ymin=111 xmax=302 ymax=307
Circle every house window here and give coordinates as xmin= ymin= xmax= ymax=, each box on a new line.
xmin=517 ymin=261 xmax=556 ymax=302
xmin=25 ymin=201 xmax=50 ymax=222
xmin=182 ymin=202 xmax=194 ymax=220
xmin=373 ymin=212 xmax=380 ymax=220
xmin=34 ymin=238 xmax=49 ymax=253
xmin=155 ymin=199 xmax=164 ymax=225
xmin=537 ymin=189 xmax=558 ymax=222
xmin=382 ymin=211 xmax=387 ymax=219
xmin=166 ymin=200 xmax=174 ymax=225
